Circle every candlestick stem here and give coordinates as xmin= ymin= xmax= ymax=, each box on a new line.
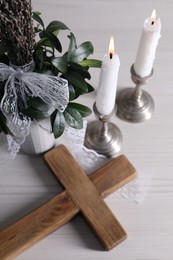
xmin=84 ymin=103 xmax=122 ymax=158
xmin=133 ymin=84 xmax=142 ymax=100
xmin=116 ymin=64 xmax=154 ymax=123
xmin=98 ymin=121 xmax=108 ymax=138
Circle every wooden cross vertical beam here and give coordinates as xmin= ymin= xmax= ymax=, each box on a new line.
xmin=44 ymin=145 xmax=132 ymax=250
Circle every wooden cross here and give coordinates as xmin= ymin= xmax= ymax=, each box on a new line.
xmin=0 ymin=145 xmax=137 ymax=259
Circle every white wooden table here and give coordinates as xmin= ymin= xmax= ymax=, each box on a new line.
xmin=1 ymin=0 xmax=173 ymax=259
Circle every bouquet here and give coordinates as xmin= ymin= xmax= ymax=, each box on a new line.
xmin=0 ymin=0 xmax=101 ymax=157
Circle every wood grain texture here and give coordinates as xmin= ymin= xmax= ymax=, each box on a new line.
xmin=0 ymin=146 xmax=136 ymax=260
xmin=44 ymin=145 xmax=131 ymax=250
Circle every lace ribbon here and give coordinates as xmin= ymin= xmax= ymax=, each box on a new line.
xmin=63 ymin=121 xmax=152 ymax=204
xmin=0 ymin=61 xmax=69 ymax=158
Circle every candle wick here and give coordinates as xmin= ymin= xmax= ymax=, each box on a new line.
xmin=151 ymin=20 xmax=154 ymax=25
xmin=109 ymin=53 xmax=113 ymax=59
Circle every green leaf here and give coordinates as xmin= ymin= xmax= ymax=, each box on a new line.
xmin=68 ymin=33 xmax=77 ymax=61
xmin=43 ymin=61 xmax=52 ymax=67
xmin=46 ymin=21 xmax=69 ymax=33
xmin=0 ymin=111 xmax=11 ymax=135
xmin=68 ymin=103 xmax=92 ymax=117
xmin=32 ymin=12 xmax=44 ymax=28
xmin=52 ymin=55 xmax=68 ymax=73
xmin=68 ymin=83 xmax=77 ymax=101
xmin=74 ymin=88 xmax=86 ymax=97
xmin=51 ymin=110 xmax=65 ymax=138
xmin=63 ymin=70 xmax=88 ymax=92
xmin=86 ymin=83 xmax=95 ymax=93
xmin=33 ymin=11 xmax=42 ymax=16
xmin=34 ymin=47 xmax=47 ymax=70
xmin=70 ymin=41 xmax=94 ymax=63
xmin=39 ymin=31 xmax=45 ymax=39
xmin=78 ymin=59 xmax=102 ymax=68
xmin=64 ymin=106 xmax=83 ymax=129
xmin=24 ymin=107 xmax=54 ymax=120
xmin=27 ymin=97 xmax=53 ymax=110
xmin=35 ymin=46 xmax=44 ymax=60
xmin=72 ymin=82 xmax=94 ymax=97
xmin=69 ymin=62 xmax=91 ymax=79
xmin=37 ymin=37 xmax=52 ymax=48
xmin=24 ymin=97 xmax=55 ymax=119
xmin=44 ymin=31 xmax=62 ymax=52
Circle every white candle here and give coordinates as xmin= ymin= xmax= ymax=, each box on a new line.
xmin=134 ymin=9 xmax=161 ymax=78
xmin=96 ymin=37 xmax=120 ymax=115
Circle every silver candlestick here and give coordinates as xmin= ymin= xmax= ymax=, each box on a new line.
xmin=116 ymin=64 xmax=154 ymax=123
xmin=84 ymin=102 xmax=122 ymax=158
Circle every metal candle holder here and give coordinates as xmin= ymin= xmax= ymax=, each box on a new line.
xmin=84 ymin=102 xmax=122 ymax=158
xmin=116 ymin=64 xmax=154 ymax=123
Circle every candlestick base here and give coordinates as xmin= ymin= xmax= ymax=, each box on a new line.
xmin=84 ymin=103 xmax=122 ymax=158
xmin=116 ymin=64 xmax=154 ymax=123
xmin=116 ymin=88 xmax=154 ymax=123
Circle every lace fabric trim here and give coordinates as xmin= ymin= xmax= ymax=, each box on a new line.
xmin=0 ymin=117 xmax=152 ymax=204
xmin=0 ymin=61 xmax=69 ymax=158
xmin=63 ymin=121 xmax=152 ymax=204
xmin=0 ymin=133 xmax=20 ymax=163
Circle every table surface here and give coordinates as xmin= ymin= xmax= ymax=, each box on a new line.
xmin=1 ymin=0 xmax=173 ymax=259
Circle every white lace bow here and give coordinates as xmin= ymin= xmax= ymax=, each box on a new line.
xmin=0 ymin=61 xmax=69 ymax=158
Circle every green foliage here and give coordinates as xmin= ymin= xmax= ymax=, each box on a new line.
xmin=0 ymin=12 xmax=101 ymax=137
xmin=46 ymin=20 xmax=69 ymax=32
xmin=0 ymin=111 xmax=12 ymax=135
xmin=68 ymin=103 xmax=92 ymax=117
xmin=51 ymin=110 xmax=65 ymax=138
xmin=52 ymin=55 xmax=68 ymax=74
xmin=23 ymin=97 xmax=56 ymax=119
xmin=68 ymin=33 xmax=94 ymax=63
xmin=63 ymin=105 xmax=83 ymax=129
xmin=32 ymin=11 xmax=44 ymax=28
xmin=78 ymin=59 xmax=102 ymax=68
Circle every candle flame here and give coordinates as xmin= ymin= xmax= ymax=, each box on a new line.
xmin=108 ymin=36 xmax=114 ymax=57
xmin=151 ymin=9 xmax=156 ymax=20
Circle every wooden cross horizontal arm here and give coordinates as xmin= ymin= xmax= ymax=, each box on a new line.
xmin=0 ymin=145 xmax=136 ymax=259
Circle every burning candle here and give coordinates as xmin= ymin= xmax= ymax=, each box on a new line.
xmin=134 ymin=9 xmax=161 ymax=78
xmin=95 ymin=37 xmax=120 ymax=115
